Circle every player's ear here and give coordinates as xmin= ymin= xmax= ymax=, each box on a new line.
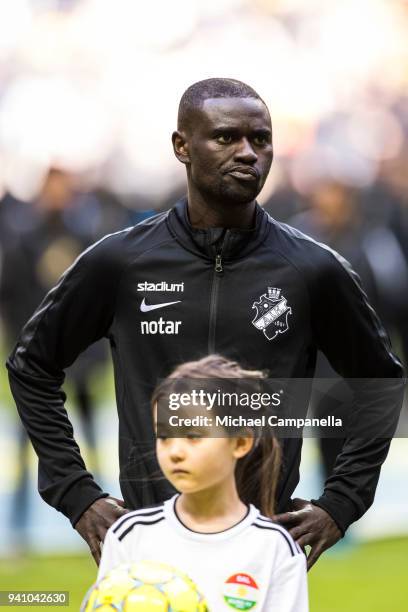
xmin=232 ymin=434 xmax=254 ymax=459
xmin=172 ymin=131 xmax=190 ymax=165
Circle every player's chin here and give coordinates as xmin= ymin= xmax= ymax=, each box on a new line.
xmin=220 ymin=181 xmax=261 ymax=204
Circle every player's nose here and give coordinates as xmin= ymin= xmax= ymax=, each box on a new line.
xmin=234 ymin=137 xmax=257 ymax=164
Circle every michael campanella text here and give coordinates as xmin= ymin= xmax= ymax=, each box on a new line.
xmin=168 ymin=415 xmax=343 ymax=428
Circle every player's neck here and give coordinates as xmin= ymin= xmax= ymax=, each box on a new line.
xmin=175 ymin=479 xmax=247 ymax=533
xmin=186 ymin=185 xmax=256 ymax=229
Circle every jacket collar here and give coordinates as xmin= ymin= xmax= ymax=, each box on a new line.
xmin=166 ymin=196 xmax=270 ymax=262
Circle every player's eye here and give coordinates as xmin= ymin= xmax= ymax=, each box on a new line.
xmin=253 ymin=135 xmax=269 ymax=146
xmin=216 ymin=134 xmax=233 ymax=144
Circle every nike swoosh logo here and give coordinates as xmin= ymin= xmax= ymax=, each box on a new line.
xmin=140 ymin=298 xmax=181 ymax=312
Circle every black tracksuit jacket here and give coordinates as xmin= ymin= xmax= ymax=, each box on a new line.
xmin=7 ymin=198 xmax=405 ymax=533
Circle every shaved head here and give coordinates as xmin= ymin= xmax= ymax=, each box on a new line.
xmin=177 ymin=78 xmax=267 ymax=132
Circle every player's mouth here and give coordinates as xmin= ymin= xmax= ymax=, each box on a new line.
xmin=225 ymin=166 xmax=259 ymax=182
xmin=171 ymin=468 xmax=190 ymax=475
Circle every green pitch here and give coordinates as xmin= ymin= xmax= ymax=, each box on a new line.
xmin=309 ymin=537 xmax=408 ymax=611
xmin=0 ymin=537 xmax=407 ymax=611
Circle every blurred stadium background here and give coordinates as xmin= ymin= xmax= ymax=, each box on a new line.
xmin=0 ymin=0 xmax=407 ymax=610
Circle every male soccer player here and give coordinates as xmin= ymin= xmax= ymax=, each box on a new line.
xmin=8 ymin=78 xmax=404 ymax=568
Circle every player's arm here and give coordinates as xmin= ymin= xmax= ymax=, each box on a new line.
xmin=275 ymin=248 xmax=405 ymax=567
xmin=6 ymin=234 xmax=129 ymax=560
xmin=264 ymin=547 xmax=309 ymax=611
xmin=309 ymin=249 xmax=405 ymax=532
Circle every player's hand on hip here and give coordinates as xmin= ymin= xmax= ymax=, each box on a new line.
xmin=74 ymin=497 xmax=129 ymax=565
xmin=273 ymin=497 xmax=342 ymax=570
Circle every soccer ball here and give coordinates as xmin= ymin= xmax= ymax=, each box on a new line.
xmin=81 ymin=560 xmax=209 ymax=611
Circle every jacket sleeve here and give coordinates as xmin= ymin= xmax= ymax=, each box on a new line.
xmin=6 ymin=234 xmax=125 ymax=526
xmin=309 ymin=247 xmax=405 ymax=533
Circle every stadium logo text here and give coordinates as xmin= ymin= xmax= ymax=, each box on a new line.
xmin=137 ymin=281 xmax=184 ymax=292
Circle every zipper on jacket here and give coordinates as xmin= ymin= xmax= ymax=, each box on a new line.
xmin=215 ymin=254 xmax=223 ymax=273
xmin=208 ymin=234 xmax=227 ymax=353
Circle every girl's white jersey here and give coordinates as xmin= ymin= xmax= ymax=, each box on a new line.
xmin=98 ymin=495 xmax=308 ymax=611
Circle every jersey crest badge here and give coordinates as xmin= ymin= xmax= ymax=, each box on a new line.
xmin=223 ymin=573 xmax=259 ymax=609
xmin=252 ymin=287 xmax=292 ymax=341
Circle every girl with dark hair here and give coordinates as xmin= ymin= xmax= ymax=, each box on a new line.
xmin=98 ymin=355 xmax=308 ymax=611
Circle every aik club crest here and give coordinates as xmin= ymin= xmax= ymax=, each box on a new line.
xmin=252 ymin=287 xmax=292 ymax=341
